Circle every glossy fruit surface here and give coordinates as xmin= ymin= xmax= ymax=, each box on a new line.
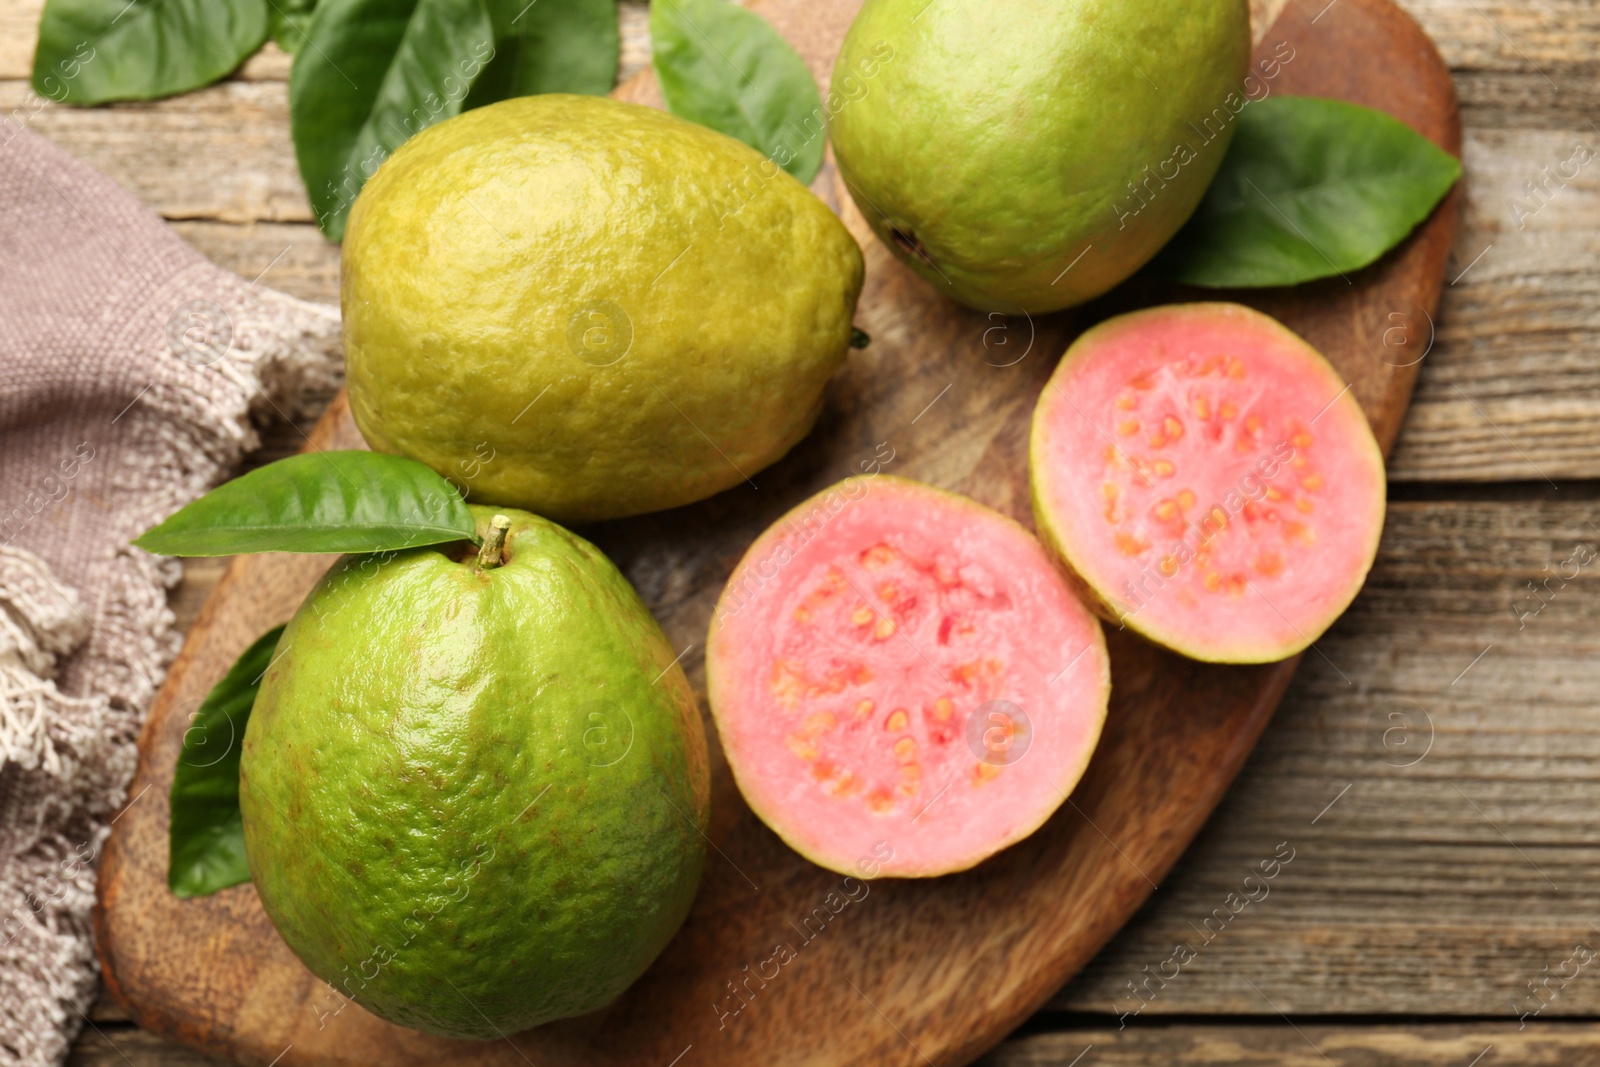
xmin=829 ymin=0 xmax=1250 ymax=312
xmin=241 ymin=506 xmax=709 ymax=1038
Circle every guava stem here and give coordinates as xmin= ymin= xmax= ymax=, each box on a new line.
xmin=477 ymin=515 xmax=512 ymax=569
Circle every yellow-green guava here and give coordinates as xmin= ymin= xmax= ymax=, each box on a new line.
xmin=828 ymin=0 xmax=1251 ymax=313
xmin=343 ymin=95 xmax=864 ymax=524
xmin=239 ymin=507 xmax=709 ymax=1038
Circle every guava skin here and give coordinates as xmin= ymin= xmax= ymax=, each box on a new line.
xmin=343 ymin=94 xmax=865 ymax=524
xmin=829 ymin=0 xmax=1251 ymax=313
xmin=239 ymin=507 xmax=709 ymax=1039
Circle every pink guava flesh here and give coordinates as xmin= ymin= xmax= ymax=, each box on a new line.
xmin=706 ymin=476 xmax=1110 ymax=878
xmin=1031 ymin=302 xmax=1386 ymax=663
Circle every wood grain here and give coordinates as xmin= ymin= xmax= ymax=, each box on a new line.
xmin=1399 ymin=0 xmax=1600 ymax=71
xmin=980 ymin=1023 xmax=1600 ymax=1066
xmin=63 ymin=1017 xmax=1600 ymax=1067
xmin=168 ymin=222 xmax=338 ymax=305
xmin=89 ymin=1 xmax=1461 ymax=1066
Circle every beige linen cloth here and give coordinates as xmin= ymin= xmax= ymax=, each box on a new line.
xmin=0 ymin=124 xmax=342 ymax=1065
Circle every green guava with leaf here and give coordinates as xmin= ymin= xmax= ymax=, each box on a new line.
xmin=239 ymin=506 xmax=709 ymax=1038
xmin=828 ymin=0 xmax=1251 ymax=313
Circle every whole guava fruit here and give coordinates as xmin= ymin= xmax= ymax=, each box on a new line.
xmin=343 ymin=94 xmax=865 ymax=524
xmin=828 ymin=0 xmax=1251 ymax=313
xmin=239 ymin=506 xmax=710 ymax=1038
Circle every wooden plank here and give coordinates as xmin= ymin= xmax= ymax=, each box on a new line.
xmin=618 ymin=1 xmax=652 ymax=85
xmin=0 ymin=0 xmax=38 ymax=79
xmin=62 ymin=1020 xmax=1600 ymax=1067
xmin=1399 ymin=0 xmax=1600 ymax=71
xmin=1 ymin=79 xmax=308 ymax=223
xmin=66 ymin=1024 xmax=217 ymax=1067
xmin=983 ymin=1024 xmax=1600 ymax=1066
xmin=1386 ymin=124 xmax=1600 ymax=482
xmin=1453 ymin=72 xmax=1600 ymax=126
xmin=169 ymin=221 xmax=337 ymax=304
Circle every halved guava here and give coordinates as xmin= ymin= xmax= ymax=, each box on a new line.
xmin=1030 ymin=303 xmax=1386 ymax=664
xmin=705 ymin=476 xmax=1111 ymax=878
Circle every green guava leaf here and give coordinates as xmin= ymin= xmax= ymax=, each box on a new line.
xmin=168 ymin=624 xmax=283 ymax=899
xmin=134 ymin=451 xmax=478 ymax=556
xmin=1153 ymin=95 xmax=1462 ymax=288
xmin=650 ymin=0 xmax=824 ymax=183
xmin=289 ymin=0 xmax=495 ymax=240
xmin=31 ymin=0 xmax=268 ymax=104
xmin=268 ymin=0 xmax=317 ymax=53
xmin=463 ymin=0 xmax=618 ymax=109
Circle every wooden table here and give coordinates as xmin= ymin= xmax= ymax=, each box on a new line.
xmin=7 ymin=0 xmax=1597 ymax=1063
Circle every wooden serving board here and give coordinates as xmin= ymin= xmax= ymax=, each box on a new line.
xmin=94 ymin=1 xmax=1460 ymax=1064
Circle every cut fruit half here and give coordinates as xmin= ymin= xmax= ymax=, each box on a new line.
xmin=1031 ymin=302 xmax=1386 ymax=664
xmin=706 ymin=476 xmax=1111 ymax=878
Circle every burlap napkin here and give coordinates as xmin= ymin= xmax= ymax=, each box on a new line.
xmin=0 ymin=123 xmax=343 ymax=1066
